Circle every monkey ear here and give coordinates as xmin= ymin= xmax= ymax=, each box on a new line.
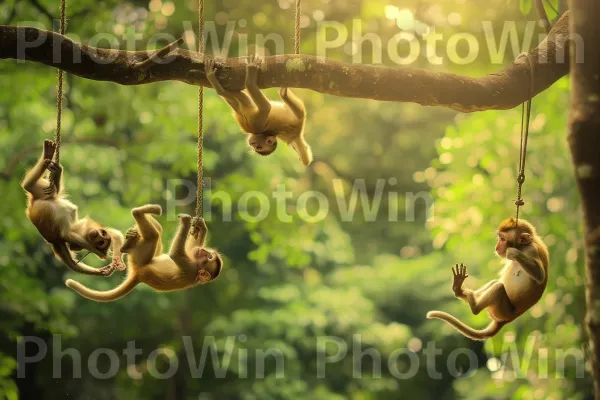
xmin=197 ymin=269 xmax=212 ymax=283
xmin=519 ymin=233 xmax=532 ymax=245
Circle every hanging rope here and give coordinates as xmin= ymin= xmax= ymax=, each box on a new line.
xmin=54 ymin=0 xmax=67 ymax=164
xmin=294 ymin=0 xmax=301 ymax=54
xmin=514 ymin=53 xmax=535 ymax=228
xmin=195 ymin=0 xmax=205 ymax=218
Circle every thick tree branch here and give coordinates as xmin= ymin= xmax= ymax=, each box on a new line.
xmin=1 ymin=11 xmax=570 ymax=112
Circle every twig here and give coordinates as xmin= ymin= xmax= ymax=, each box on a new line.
xmin=132 ymin=37 xmax=184 ymax=71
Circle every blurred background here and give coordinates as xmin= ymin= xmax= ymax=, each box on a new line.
xmin=0 ymin=0 xmax=589 ymax=399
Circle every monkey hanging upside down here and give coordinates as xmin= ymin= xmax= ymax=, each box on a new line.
xmin=427 ymin=217 xmax=549 ymax=340
xmin=205 ymin=54 xmax=313 ymax=166
xmin=22 ymin=140 xmax=124 ymax=276
xmin=66 ymin=205 xmax=223 ymax=302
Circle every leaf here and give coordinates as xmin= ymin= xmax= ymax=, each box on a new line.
xmin=520 ymin=0 xmax=533 ymax=14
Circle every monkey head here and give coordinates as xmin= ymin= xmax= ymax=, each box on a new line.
xmin=193 ymin=247 xmax=223 ymax=283
xmin=86 ymin=225 xmax=112 ymax=258
xmin=248 ymin=133 xmax=277 ymax=156
xmin=495 ymin=217 xmax=534 ymax=258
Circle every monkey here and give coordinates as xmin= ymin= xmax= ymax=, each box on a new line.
xmin=427 ymin=217 xmax=549 ymax=341
xmin=205 ymin=54 xmax=313 ymax=166
xmin=65 ymin=204 xmax=223 ymax=302
xmin=22 ymin=140 xmax=125 ymax=276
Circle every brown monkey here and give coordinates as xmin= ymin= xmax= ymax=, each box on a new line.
xmin=65 ymin=205 xmax=223 ymax=302
xmin=427 ymin=218 xmax=549 ymax=340
xmin=22 ymin=140 xmax=124 ymax=276
xmin=205 ymin=55 xmax=313 ymax=166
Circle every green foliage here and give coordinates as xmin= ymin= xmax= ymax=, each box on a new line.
xmin=0 ymin=0 xmax=589 ymax=399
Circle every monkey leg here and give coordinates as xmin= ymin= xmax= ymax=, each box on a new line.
xmin=245 ymin=55 xmax=272 ymax=118
xmin=130 ymin=205 xmax=162 ymax=263
xmin=169 ymin=214 xmax=192 ymax=261
xmin=474 ymin=280 xmax=499 ymax=297
xmin=22 ymin=156 xmax=51 ymax=197
xmin=279 ymin=88 xmax=306 ymax=120
xmin=146 ymin=215 xmax=163 ymax=255
xmin=205 ymin=59 xmax=245 ymax=112
xmin=466 ymin=281 xmax=515 ymax=317
xmin=131 ymin=205 xmax=162 ymax=239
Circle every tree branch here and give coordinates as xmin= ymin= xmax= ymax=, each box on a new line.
xmin=0 ymin=11 xmax=570 ymax=112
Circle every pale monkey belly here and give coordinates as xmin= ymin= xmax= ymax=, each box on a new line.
xmin=499 ymin=262 xmax=532 ymax=302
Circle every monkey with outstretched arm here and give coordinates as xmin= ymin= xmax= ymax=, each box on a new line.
xmin=205 ymin=55 xmax=312 ymax=166
xmin=65 ymin=205 xmax=223 ymax=302
xmin=427 ymin=218 xmax=549 ymax=340
xmin=22 ymin=140 xmax=125 ymax=276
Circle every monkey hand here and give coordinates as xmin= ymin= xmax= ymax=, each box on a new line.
xmin=451 ymin=263 xmax=469 ymax=297
xmin=43 ymin=139 xmax=57 ymax=160
xmin=205 ymin=58 xmax=216 ymax=77
xmin=47 ymin=161 xmax=63 ymax=179
xmin=196 ymin=268 xmax=212 ymax=283
xmin=47 ymin=161 xmax=63 ymax=174
xmin=506 ymin=247 xmax=519 ymax=260
xmin=190 ymin=217 xmax=207 ymax=238
xmin=125 ymin=227 xmax=140 ymax=240
xmin=109 ymin=257 xmax=126 ymax=272
xmin=98 ymin=264 xmax=116 ymax=277
xmin=42 ymin=184 xmax=55 ymax=196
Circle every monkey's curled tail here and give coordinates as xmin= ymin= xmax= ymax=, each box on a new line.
xmin=427 ymin=311 xmax=505 ymax=341
xmin=65 ymin=274 xmax=138 ymax=302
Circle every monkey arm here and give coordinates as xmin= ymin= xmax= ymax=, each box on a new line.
xmin=507 ymin=248 xmax=546 ymax=284
xmin=190 ymin=217 xmax=207 ymax=246
xmin=290 ymin=138 xmax=313 ymax=166
xmin=106 ymin=228 xmax=124 ymax=259
xmin=52 ymin=242 xmax=111 ymax=276
xmin=64 ymin=232 xmax=104 ymax=259
xmin=169 ymin=215 xmax=192 ymax=263
xmin=23 ymin=140 xmax=56 ymax=195
xmin=245 ymin=57 xmax=272 ymax=129
xmin=279 ymin=88 xmax=306 ymax=120
xmin=43 ymin=162 xmax=64 ymax=196
xmin=49 ymin=163 xmax=63 ymax=194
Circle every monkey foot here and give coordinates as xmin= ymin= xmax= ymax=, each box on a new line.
xmin=99 ymin=265 xmax=115 ymax=277
xmin=111 ymin=258 xmax=126 ymax=272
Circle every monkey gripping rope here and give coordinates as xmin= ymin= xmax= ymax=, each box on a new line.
xmin=53 ymin=0 xmax=67 ymax=165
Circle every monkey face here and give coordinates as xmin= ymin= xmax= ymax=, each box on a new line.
xmin=248 ymin=134 xmax=277 ymax=156
xmin=495 ymin=232 xmax=510 ymax=258
xmin=496 ymin=229 xmax=532 ymax=258
xmin=194 ymin=248 xmax=223 ymax=283
xmin=87 ymin=228 xmax=111 ymax=257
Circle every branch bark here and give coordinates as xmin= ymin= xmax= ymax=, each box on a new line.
xmin=568 ymin=2 xmax=600 ymax=398
xmin=1 ymin=11 xmax=570 ymax=112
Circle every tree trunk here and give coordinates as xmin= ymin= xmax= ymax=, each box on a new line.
xmin=568 ymin=1 xmax=600 ymax=397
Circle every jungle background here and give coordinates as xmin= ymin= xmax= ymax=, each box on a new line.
xmin=0 ymin=0 xmax=589 ymax=399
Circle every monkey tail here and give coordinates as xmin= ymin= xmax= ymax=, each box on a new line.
xmin=65 ymin=274 xmax=139 ymax=302
xmin=427 ymin=311 xmax=505 ymax=341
